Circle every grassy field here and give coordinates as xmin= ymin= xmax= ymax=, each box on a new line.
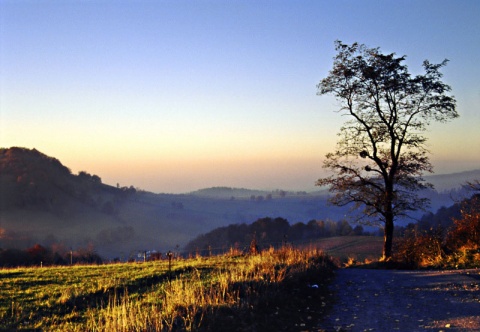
xmin=0 ymin=246 xmax=336 ymax=331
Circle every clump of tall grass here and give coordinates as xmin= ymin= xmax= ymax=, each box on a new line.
xmin=86 ymin=290 xmax=163 ymax=332
xmin=86 ymin=246 xmax=334 ymax=331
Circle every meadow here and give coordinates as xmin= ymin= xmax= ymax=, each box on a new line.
xmin=0 ymin=246 xmax=336 ymax=331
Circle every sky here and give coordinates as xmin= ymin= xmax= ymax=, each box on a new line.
xmin=1 ymin=0 xmax=479 ymax=194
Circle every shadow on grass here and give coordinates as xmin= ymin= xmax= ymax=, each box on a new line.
xmin=196 ymin=257 xmax=337 ymax=332
xmin=0 ymin=265 xmax=213 ymax=330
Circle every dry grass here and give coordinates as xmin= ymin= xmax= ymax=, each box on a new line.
xmin=0 ymin=246 xmax=336 ymax=331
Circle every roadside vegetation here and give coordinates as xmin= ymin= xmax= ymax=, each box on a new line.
xmin=392 ymin=194 xmax=480 ymax=269
xmin=0 ymin=246 xmax=336 ymax=331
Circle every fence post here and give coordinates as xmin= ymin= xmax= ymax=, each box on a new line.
xmin=167 ymin=250 xmax=173 ymax=277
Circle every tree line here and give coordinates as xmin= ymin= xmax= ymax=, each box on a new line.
xmin=184 ymin=217 xmax=368 ymax=255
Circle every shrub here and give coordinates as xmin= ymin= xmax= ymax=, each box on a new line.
xmin=394 ymin=195 xmax=480 ymax=268
xmin=445 ymin=195 xmax=480 ymax=252
xmin=393 ymin=227 xmax=445 ymax=268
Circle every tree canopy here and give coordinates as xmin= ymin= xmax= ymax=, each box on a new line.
xmin=316 ymin=41 xmax=458 ymax=259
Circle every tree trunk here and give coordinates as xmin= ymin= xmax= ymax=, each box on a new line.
xmin=382 ymin=180 xmax=395 ymax=260
xmin=383 ymin=216 xmax=394 ymax=260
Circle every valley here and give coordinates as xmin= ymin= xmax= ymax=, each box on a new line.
xmin=1 ymin=148 xmax=479 ymax=259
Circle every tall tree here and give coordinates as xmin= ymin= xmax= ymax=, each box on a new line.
xmin=316 ymin=41 xmax=458 ymax=260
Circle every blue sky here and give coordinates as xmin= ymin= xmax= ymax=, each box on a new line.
xmin=1 ymin=0 xmax=479 ymax=193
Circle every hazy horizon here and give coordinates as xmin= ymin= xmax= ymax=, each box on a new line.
xmin=1 ymin=1 xmax=479 ymax=194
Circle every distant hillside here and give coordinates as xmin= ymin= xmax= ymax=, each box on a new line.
xmin=0 ymin=148 xmax=137 ymax=257
xmin=415 ymin=193 xmax=480 ymax=232
xmin=1 ymin=147 xmax=72 ymax=209
xmin=190 ymin=187 xmax=269 ymax=199
xmin=425 ymin=169 xmax=480 ymax=192
xmin=190 ymin=186 xmax=319 ymax=199
xmin=0 ymin=147 xmax=122 ymax=211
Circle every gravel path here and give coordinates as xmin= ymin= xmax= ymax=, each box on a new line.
xmin=318 ymin=268 xmax=480 ymax=332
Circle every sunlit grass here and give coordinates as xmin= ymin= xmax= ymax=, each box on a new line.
xmin=0 ymin=246 xmax=335 ymax=331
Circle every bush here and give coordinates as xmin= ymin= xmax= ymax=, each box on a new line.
xmin=393 ymin=227 xmax=445 ymax=268
xmin=394 ymin=195 xmax=480 ymax=269
xmin=445 ymin=195 xmax=480 ymax=251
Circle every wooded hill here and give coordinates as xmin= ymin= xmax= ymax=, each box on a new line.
xmin=184 ymin=217 xmax=365 ymax=254
xmin=0 ymin=147 xmax=132 ymax=211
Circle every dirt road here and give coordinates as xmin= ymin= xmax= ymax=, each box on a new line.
xmin=318 ymin=268 xmax=480 ymax=331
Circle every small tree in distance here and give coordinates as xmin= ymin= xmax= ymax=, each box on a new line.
xmin=316 ymin=41 xmax=458 ymax=260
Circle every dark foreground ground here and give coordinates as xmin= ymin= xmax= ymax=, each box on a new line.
xmin=318 ymin=268 xmax=480 ymax=332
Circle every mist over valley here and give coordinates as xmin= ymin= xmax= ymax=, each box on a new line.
xmin=1 ymin=147 xmax=478 ymax=260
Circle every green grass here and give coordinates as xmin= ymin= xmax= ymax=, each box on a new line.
xmin=0 ymin=263 xmax=167 ymax=329
xmin=0 ymin=247 xmax=336 ymax=331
